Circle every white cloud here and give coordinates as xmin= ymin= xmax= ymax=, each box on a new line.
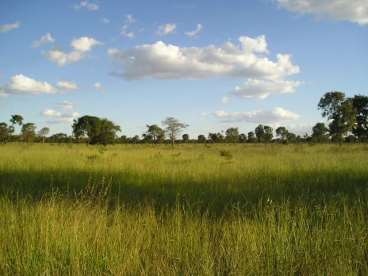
xmin=121 ymin=14 xmax=136 ymax=38
xmin=230 ymin=79 xmax=301 ymax=99
xmin=42 ymin=108 xmax=80 ymax=124
xmin=5 ymin=74 xmax=56 ymax=95
xmin=108 ymin=35 xmax=300 ymax=80
xmin=156 ymin=23 xmax=176 ymax=36
xmin=46 ymin=49 xmax=84 ymax=66
xmin=74 ymin=0 xmax=99 ymax=11
xmin=0 ymin=21 xmax=20 ymax=33
xmin=214 ymin=107 xmax=299 ymax=124
xmin=1 ymin=74 xmax=78 ymax=95
xmin=185 ymin=24 xmax=203 ymax=37
xmin=32 ymin=33 xmax=55 ymax=48
xmin=278 ymin=0 xmax=368 ymax=25
xmin=46 ymin=36 xmax=101 ymax=66
xmin=56 ymin=81 xmax=78 ymax=91
xmin=94 ymin=82 xmax=103 ymax=91
xmin=71 ymin=37 xmax=101 ymax=52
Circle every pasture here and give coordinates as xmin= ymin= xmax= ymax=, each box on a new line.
xmin=0 ymin=143 xmax=368 ymax=274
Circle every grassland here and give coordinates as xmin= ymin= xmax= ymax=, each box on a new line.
xmin=0 ymin=143 xmax=368 ymax=275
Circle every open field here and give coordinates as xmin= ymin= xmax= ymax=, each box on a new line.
xmin=1 ymin=143 xmax=368 ymax=274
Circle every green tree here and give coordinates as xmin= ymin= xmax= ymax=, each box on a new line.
xmin=276 ymin=126 xmax=288 ymax=142
xmin=318 ymin=92 xmax=356 ymax=142
xmin=255 ymin=125 xmax=273 ymax=143
xmin=247 ymin=131 xmax=256 ymax=143
xmin=0 ymin=123 xmax=13 ymax=143
xmin=38 ymin=127 xmax=50 ymax=143
xmin=197 ymin=135 xmax=206 ymax=143
xmin=10 ymin=114 xmax=23 ymax=126
xmin=145 ymin=124 xmax=165 ymax=143
xmin=182 ymin=134 xmax=190 ymax=143
xmin=21 ymin=123 xmax=36 ymax=142
xmin=162 ymin=117 xmax=188 ymax=147
xmin=208 ymin=132 xmax=224 ymax=143
xmin=225 ymin=127 xmax=239 ymax=143
xmin=311 ymin=122 xmax=329 ymax=143
xmin=351 ymin=95 xmax=368 ymax=141
xmin=239 ymin=133 xmax=247 ymax=143
xmin=72 ymin=115 xmax=121 ymax=145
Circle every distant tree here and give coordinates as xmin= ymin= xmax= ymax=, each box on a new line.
xmin=38 ymin=127 xmax=50 ymax=143
xmin=208 ymin=132 xmax=224 ymax=143
xmin=72 ymin=115 xmax=121 ymax=145
xmin=239 ymin=133 xmax=247 ymax=143
xmin=247 ymin=131 xmax=257 ymax=143
xmin=276 ymin=126 xmax=288 ymax=142
xmin=48 ymin=133 xmax=69 ymax=143
xmin=21 ymin=123 xmax=36 ymax=142
xmin=145 ymin=124 xmax=165 ymax=143
xmin=345 ymin=135 xmax=357 ymax=143
xmin=351 ymin=95 xmax=368 ymax=141
xmin=311 ymin=122 xmax=329 ymax=143
xmin=119 ymin=135 xmax=128 ymax=144
xmin=318 ymin=92 xmax=356 ymax=142
xmin=162 ymin=117 xmax=188 ymax=147
xmin=225 ymin=127 xmax=239 ymax=143
xmin=130 ymin=135 xmax=140 ymax=144
xmin=10 ymin=114 xmax=23 ymax=127
xmin=255 ymin=125 xmax=265 ymax=142
xmin=142 ymin=133 xmax=153 ymax=143
xmin=255 ymin=125 xmax=273 ymax=142
xmin=264 ymin=126 xmax=273 ymax=142
xmin=197 ymin=134 xmax=206 ymax=143
xmin=0 ymin=122 xmax=13 ymax=143
xmin=182 ymin=134 xmax=190 ymax=143
xmin=286 ymin=132 xmax=297 ymax=143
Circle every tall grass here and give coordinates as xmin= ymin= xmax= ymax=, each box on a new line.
xmin=0 ymin=143 xmax=368 ymax=274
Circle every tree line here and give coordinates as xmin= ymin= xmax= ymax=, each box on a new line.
xmin=1 ymin=91 xmax=367 ymax=145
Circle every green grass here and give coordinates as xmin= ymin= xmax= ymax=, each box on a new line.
xmin=1 ymin=143 xmax=368 ymax=274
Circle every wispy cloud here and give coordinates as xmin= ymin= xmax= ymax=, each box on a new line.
xmin=185 ymin=24 xmax=203 ymax=37
xmin=0 ymin=21 xmax=20 ymax=33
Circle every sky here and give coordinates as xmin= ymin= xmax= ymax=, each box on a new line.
xmin=0 ymin=0 xmax=367 ymax=137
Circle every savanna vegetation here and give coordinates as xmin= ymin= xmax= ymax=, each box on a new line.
xmin=1 ymin=143 xmax=368 ymax=274
xmin=1 ymin=91 xmax=368 ymax=274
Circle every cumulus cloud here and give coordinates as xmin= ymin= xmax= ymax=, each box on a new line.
xmin=71 ymin=37 xmax=101 ymax=52
xmin=108 ymin=35 xmax=299 ymax=80
xmin=278 ymin=0 xmax=368 ymax=25
xmin=5 ymin=74 xmax=56 ymax=95
xmin=156 ymin=23 xmax=176 ymax=36
xmin=42 ymin=109 xmax=80 ymax=124
xmin=32 ymin=33 xmax=55 ymax=48
xmin=230 ymin=79 xmax=301 ymax=99
xmin=0 ymin=21 xmax=20 ymax=33
xmin=56 ymin=81 xmax=78 ymax=91
xmin=1 ymin=74 xmax=78 ymax=95
xmin=214 ymin=107 xmax=299 ymax=124
xmin=185 ymin=24 xmax=203 ymax=37
xmin=74 ymin=0 xmax=99 ymax=11
xmin=46 ymin=36 xmax=101 ymax=66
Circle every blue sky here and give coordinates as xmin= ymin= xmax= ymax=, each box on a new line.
xmin=1 ymin=0 xmax=367 ymax=137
